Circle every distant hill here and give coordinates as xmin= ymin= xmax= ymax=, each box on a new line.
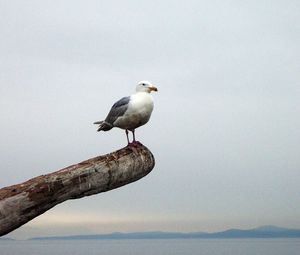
xmin=30 ymin=225 xmax=300 ymax=240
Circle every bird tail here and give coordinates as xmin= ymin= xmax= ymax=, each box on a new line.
xmin=93 ymin=120 xmax=113 ymax=131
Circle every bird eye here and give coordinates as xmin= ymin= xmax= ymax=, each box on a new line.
xmin=142 ymin=83 xmax=146 ymax=86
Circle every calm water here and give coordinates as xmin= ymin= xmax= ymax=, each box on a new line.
xmin=1 ymin=238 xmax=300 ymax=255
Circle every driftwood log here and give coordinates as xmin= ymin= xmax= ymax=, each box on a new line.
xmin=0 ymin=143 xmax=155 ymax=236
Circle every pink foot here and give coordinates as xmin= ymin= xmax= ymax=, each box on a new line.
xmin=128 ymin=141 xmax=142 ymax=147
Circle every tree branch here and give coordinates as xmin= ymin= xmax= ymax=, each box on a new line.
xmin=0 ymin=143 xmax=155 ymax=236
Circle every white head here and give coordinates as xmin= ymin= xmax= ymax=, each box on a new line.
xmin=136 ymin=80 xmax=158 ymax=93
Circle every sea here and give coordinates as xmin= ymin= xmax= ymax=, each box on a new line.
xmin=1 ymin=238 xmax=300 ymax=255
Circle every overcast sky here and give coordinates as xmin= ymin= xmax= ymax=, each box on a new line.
xmin=1 ymin=0 xmax=300 ymax=239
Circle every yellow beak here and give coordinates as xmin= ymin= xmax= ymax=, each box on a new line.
xmin=149 ymin=86 xmax=158 ymax=92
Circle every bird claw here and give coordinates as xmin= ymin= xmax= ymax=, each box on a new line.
xmin=128 ymin=141 xmax=142 ymax=147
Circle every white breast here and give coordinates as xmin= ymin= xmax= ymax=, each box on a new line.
xmin=114 ymin=92 xmax=154 ymax=130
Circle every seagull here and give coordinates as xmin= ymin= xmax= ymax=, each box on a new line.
xmin=94 ymin=81 xmax=158 ymax=145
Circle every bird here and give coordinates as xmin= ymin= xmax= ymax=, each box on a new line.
xmin=94 ymin=81 xmax=158 ymax=145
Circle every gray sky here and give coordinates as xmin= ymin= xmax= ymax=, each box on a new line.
xmin=1 ymin=0 xmax=300 ymax=239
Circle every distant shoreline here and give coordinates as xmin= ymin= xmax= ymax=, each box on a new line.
xmin=26 ymin=226 xmax=300 ymax=241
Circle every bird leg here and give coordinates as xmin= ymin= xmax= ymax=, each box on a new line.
xmin=125 ymin=129 xmax=130 ymax=145
xmin=132 ymin=129 xmax=136 ymax=143
xmin=130 ymin=129 xmax=141 ymax=146
xmin=126 ymin=129 xmax=141 ymax=146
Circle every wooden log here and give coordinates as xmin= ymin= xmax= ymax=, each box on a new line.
xmin=0 ymin=143 xmax=155 ymax=236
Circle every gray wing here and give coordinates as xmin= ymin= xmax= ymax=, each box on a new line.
xmin=105 ymin=96 xmax=130 ymax=125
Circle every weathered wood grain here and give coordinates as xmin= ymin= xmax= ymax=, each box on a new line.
xmin=0 ymin=143 xmax=155 ymax=236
